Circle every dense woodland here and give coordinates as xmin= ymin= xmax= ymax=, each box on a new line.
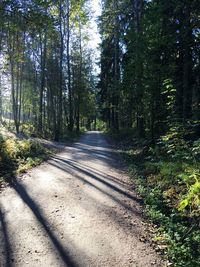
xmin=0 ymin=0 xmax=200 ymax=139
xmin=98 ymin=1 xmax=200 ymax=266
xmin=0 ymin=0 xmax=97 ymax=140
xmin=99 ymin=0 xmax=200 ymax=140
xmin=0 ymin=0 xmax=200 ymax=266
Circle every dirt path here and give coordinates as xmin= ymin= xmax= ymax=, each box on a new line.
xmin=0 ymin=132 xmax=163 ymax=267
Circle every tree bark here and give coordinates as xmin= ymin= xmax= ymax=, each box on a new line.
xmin=182 ymin=3 xmax=192 ymax=123
xmin=38 ymin=29 xmax=47 ymax=134
xmin=133 ymin=0 xmax=145 ymax=137
xmin=67 ymin=0 xmax=74 ymax=132
xmin=54 ymin=1 xmax=64 ymax=141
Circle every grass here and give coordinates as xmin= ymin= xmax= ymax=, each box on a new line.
xmin=109 ymin=126 xmax=200 ymax=267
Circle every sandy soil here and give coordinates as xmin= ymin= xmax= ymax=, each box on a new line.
xmin=0 ymin=132 xmax=164 ymax=267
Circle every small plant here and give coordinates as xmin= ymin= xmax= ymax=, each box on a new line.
xmin=0 ymin=136 xmax=49 ymax=183
xmin=113 ymin=125 xmax=200 ymax=266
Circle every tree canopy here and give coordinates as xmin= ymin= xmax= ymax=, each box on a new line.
xmin=98 ymin=0 xmax=200 ymax=140
xmin=0 ymin=0 xmax=97 ymax=140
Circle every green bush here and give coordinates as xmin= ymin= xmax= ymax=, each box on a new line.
xmin=116 ymin=125 xmax=200 ymax=266
xmin=0 ymin=137 xmax=49 ymax=181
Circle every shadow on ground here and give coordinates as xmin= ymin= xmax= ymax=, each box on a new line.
xmin=0 ymin=207 xmax=12 ymax=267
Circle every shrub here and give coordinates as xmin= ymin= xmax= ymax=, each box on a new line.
xmin=116 ymin=124 xmax=200 ymax=266
xmin=0 ymin=137 xmax=48 ymax=180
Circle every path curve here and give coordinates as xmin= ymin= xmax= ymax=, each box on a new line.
xmin=0 ymin=132 xmax=163 ymax=267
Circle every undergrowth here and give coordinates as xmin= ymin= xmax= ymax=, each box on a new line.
xmin=0 ymin=123 xmax=84 ymax=185
xmin=0 ymin=134 xmax=50 ymax=184
xmin=110 ymin=125 xmax=200 ymax=267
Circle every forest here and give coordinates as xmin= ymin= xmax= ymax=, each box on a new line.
xmin=0 ymin=0 xmax=200 ymax=267
xmin=0 ymin=0 xmax=97 ymax=140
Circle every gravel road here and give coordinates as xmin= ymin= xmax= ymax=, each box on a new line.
xmin=0 ymin=132 xmax=163 ymax=267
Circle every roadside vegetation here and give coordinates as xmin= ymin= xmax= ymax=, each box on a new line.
xmin=0 ymin=121 xmax=85 ymax=186
xmin=1 ymin=1 xmax=199 ymax=265
xmin=109 ymin=126 xmax=200 ymax=267
xmin=0 ymin=130 xmax=50 ymax=186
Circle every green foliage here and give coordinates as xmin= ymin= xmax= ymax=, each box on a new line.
xmin=162 ymin=79 xmax=176 ymax=113
xmin=179 ymin=179 xmax=200 ymax=217
xmin=20 ymin=123 xmax=36 ymax=136
xmin=95 ymin=120 xmax=106 ymax=131
xmin=114 ymin=126 xmax=200 ymax=266
xmin=147 ymin=126 xmax=200 ymax=219
xmin=154 ymin=124 xmax=198 ymax=161
xmin=0 ymin=136 xmax=49 ymax=182
xmin=192 ymin=139 xmax=200 ymax=157
xmin=106 ymin=128 xmax=137 ymax=143
xmin=131 ymin=163 xmax=200 ymax=266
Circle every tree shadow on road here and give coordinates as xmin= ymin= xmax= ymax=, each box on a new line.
xmin=9 ymin=179 xmax=81 ymax=267
xmin=48 ymin=157 xmax=147 ymax=238
xmin=49 ymin=157 xmax=143 ymax=218
xmin=0 ymin=207 xmax=12 ymax=267
xmin=67 ymin=144 xmax=120 ymax=167
xmin=53 ymin=156 xmax=130 ymax=187
xmin=52 ymin=156 xmax=143 ymax=205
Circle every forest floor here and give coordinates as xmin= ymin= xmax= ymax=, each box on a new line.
xmin=0 ymin=131 xmax=165 ymax=267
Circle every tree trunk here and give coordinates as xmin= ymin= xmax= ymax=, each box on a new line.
xmin=38 ymin=29 xmax=47 ymax=134
xmin=182 ymin=3 xmax=192 ymax=123
xmin=76 ymin=18 xmax=83 ymax=133
xmin=67 ymin=0 xmax=73 ymax=132
xmin=54 ymin=1 xmax=64 ymax=141
xmin=113 ymin=0 xmax=120 ymax=131
xmin=133 ymin=0 xmax=145 ymax=137
xmin=0 ymin=75 xmax=2 ymax=124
